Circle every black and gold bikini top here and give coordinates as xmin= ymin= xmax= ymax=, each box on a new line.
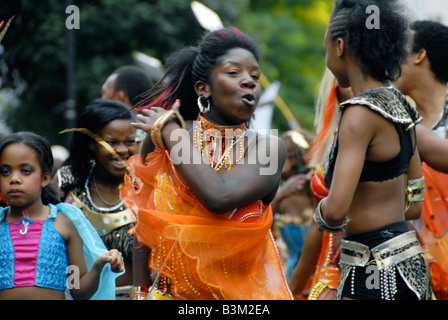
xmin=324 ymin=87 xmax=422 ymax=186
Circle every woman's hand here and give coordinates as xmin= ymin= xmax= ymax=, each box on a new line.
xmin=132 ymin=100 xmax=181 ymax=134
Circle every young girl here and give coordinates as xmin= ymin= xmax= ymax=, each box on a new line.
xmin=318 ymin=0 xmax=430 ymax=300
xmin=0 ymin=131 xmax=124 ymax=300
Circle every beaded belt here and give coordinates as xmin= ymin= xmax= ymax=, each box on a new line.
xmin=340 ymin=230 xmax=423 ymax=270
xmin=339 ymin=231 xmax=427 ymax=300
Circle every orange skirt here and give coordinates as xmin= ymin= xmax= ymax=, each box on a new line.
xmin=120 ymin=149 xmax=292 ymax=300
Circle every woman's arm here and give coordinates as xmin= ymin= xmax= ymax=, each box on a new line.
xmin=133 ymin=239 xmax=152 ymax=288
xmin=133 ymin=104 xmax=286 ymax=212
xmin=321 ymin=106 xmax=373 ymax=226
xmin=404 ymin=128 xmax=424 ymax=220
xmin=416 ymin=125 xmax=448 ymax=173
xmin=288 ymin=219 xmax=323 ymax=299
xmin=60 ymin=214 xmax=124 ymax=300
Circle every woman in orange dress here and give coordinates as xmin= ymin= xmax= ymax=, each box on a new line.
xmin=121 ymin=27 xmax=292 ymax=300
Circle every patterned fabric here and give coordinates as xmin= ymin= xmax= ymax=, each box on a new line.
xmin=57 ymin=165 xmax=135 ymax=261
xmin=121 ymin=149 xmax=293 ymax=300
xmin=0 ymin=207 xmax=67 ymax=291
xmin=431 ymin=91 xmax=448 ymax=139
xmin=0 ymin=204 xmax=121 ymax=299
xmin=324 ymin=86 xmax=422 ymax=187
xmin=337 ymin=225 xmax=432 ymax=300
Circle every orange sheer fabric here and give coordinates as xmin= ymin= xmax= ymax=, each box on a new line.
xmin=420 ymin=163 xmax=448 ymax=299
xmin=120 ymin=149 xmax=292 ymax=300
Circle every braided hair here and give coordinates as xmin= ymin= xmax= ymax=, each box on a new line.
xmin=136 ymin=27 xmax=261 ymax=121
xmin=328 ymin=0 xmax=409 ymax=83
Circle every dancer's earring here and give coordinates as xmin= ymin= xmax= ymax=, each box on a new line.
xmin=197 ymin=96 xmax=211 ymax=114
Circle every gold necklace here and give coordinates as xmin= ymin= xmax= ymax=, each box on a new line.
xmin=91 ymin=174 xmax=122 ymax=207
xmin=193 ymin=114 xmax=245 ymax=172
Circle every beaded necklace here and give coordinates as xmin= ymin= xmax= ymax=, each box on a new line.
xmin=193 ymin=114 xmax=245 ymax=172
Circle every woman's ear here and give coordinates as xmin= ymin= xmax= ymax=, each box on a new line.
xmin=414 ymin=48 xmax=427 ymax=65
xmin=336 ymin=37 xmax=346 ymax=57
xmin=194 ymin=81 xmax=211 ymax=99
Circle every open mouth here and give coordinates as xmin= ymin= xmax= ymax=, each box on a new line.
xmin=241 ymin=93 xmax=256 ymax=107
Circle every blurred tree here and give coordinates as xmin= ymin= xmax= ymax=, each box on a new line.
xmin=0 ymin=0 xmax=332 ymax=145
xmin=235 ymin=0 xmax=333 ymax=132
xmin=0 ymin=0 xmax=242 ymax=145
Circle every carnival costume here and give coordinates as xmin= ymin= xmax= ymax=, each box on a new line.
xmin=320 ymin=87 xmax=432 ymax=300
xmin=415 ymin=92 xmax=448 ymax=299
xmin=303 ymin=166 xmax=342 ymax=300
xmin=120 ymin=114 xmax=293 ymax=300
xmin=0 ymin=203 xmax=121 ymax=299
xmin=57 ymin=165 xmax=136 ymax=262
xmin=57 ymin=163 xmax=136 ymax=298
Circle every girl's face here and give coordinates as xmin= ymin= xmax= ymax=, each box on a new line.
xmin=205 ymin=47 xmax=262 ymax=125
xmin=91 ymin=119 xmax=136 ymax=178
xmin=0 ymin=143 xmax=49 ymax=207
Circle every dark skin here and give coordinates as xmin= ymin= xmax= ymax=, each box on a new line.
xmin=55 ymin=119 xmax=136 ymax=287
xmin=271 ymin=174 xmax=313 ymax=225
xmin=132 ymin=47 xmax=286 ymax=289
xmin=0 ymin=143 xmax=124 ymax=300
xmin=321 ymin=28 xmax=423 ymax=300
xmin=322 ymin=29 xmax=423 ymax=236
xmin=290 ymin=31 xmax=448 ymax=298
xmin=136 ymin=48 xmax=286 ymax=212
xmin=87 ymin=119 xmax=136 ymax=286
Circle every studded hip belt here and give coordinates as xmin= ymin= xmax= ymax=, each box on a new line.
xmin=340 ymin=230 xmax=423 ymax=270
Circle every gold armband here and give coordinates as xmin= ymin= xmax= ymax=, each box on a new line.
xmin=150 ymin=110 xmax=186 ymax=150
xmin=405 ymin=177 xmax=425 ymax=212
xmin=130 ymin=286 xmax=149 ymax=300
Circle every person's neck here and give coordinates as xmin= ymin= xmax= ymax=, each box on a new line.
xmin=408 ymin=79 xmax=447 ymax=129
xmin=92 ymin=167 xmax=123 ymax=190
xmin=9 ymin=200 xmax=48 ymax=220
xmin=349 ymin=75 xmax=388 ymax=97
xmin=344 ymin=57 xmax=390 ymax=97
xmin=200 ymin=112 xmax=244 ymax=127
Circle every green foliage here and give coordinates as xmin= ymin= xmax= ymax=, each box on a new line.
xmin=236 ymin=0 xmax=333 ymax=132
xmin=0 ymin=0 xmax=333 ymax=145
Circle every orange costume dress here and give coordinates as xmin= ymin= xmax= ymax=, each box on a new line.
xmin=120 ymin=147 xmax=292 ymax=300
xmin=419 ymin=164 xmax=448 ymax=299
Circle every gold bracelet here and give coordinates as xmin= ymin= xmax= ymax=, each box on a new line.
xmin=130 ymin=286 xmax=149 ymax=300
xmin=150 ymin=110 xmax=186 ymax=150
xmin=405 ymin=177 xmax=425 ymax=212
